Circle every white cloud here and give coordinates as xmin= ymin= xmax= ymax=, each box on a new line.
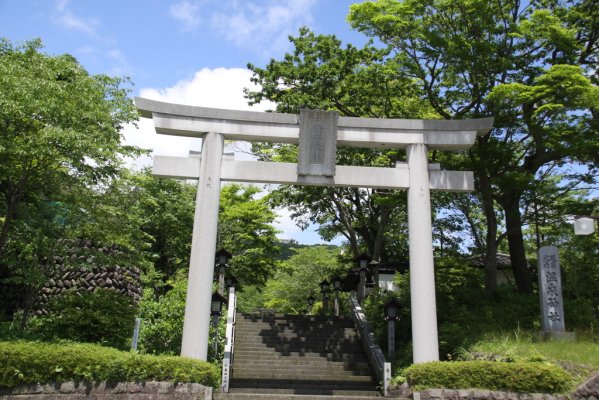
xmin=53 ymin=11 xmax=99 ymax=37
xmin=211 ymin=0 xmax=317 ymax=56
xmin=169 ymin=1 xmax=201 ymax=32
xmin=123 ymin=67 xmax=274 ymax=169
xmin=139 ymin=67 xmax=273 ymax=110
xmin=55 ymin=0 xmax=70 ymax=13
xmin=106 ymin=48 xmax=132 ymax=77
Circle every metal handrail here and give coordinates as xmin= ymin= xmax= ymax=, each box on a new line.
xmin=349 ymin=297 xmax=391 ymax=396
xmin=220 ymin=287 xmax=236 ymax=393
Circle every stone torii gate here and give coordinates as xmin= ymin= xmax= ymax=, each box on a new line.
xmin=135 ymin=97 xmax=493 ymax=364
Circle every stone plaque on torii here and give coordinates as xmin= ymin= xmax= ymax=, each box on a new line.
xmin=135 ymin=97 xmax=494 ymax=364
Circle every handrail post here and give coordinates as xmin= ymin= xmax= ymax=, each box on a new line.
xmin=220 ymin=286 xmax=236 ymax=393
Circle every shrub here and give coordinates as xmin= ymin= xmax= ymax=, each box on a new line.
xmin=404 ymin=361 xmax=572 ymax=394
xmin=137 ymin=281 xmax=186 ymax=355
xmin=27 ymin=289 xmax=137 ymax=350
xmin=0 ymin=341 xmax=219 ymax=388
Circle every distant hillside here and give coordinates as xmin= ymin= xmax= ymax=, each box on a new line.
xmin=277 ymin=240 xmax=339 ymax=261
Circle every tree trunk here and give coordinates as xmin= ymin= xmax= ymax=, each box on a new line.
xmin=502 ymin=196 xmax=532 ymax=293
xmin=479 ymin=181 xmax=498 ymax=294
xmin=371 ymin=204 xmax=391 ymax=262
xmin=0 ymin=188 xmax=20 ymax=276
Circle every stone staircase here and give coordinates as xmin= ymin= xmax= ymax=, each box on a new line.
xmin=213 ymin=312 xmax=382 ymax=400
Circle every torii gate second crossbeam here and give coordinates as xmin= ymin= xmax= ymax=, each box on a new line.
xmin=135 ymin=97 xmax=494 ymax=364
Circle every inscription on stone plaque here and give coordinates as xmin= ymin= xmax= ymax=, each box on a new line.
xmin=538 ymin=246 xmax=566 ymax=332
xmin=298 ymin=109 xmax=338 ymax=177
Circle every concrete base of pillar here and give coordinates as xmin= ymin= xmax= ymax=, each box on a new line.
xmin=537 ymin=331 xmax=576 ymax=342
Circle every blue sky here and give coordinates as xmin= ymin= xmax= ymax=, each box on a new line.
xmin=1 ymin=0 xmax=366 ymax=89
xmin=1 ymin=0 xmax=369 ymax=244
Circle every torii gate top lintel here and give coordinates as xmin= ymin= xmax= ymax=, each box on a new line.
xmin=135 ymin=97 xmax=494 ymax=151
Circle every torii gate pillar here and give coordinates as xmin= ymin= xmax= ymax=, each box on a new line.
xmin=181 ymin=132 xmax=224 ymax=360
xmin=407 ymin=143 xmax=439 ymax=363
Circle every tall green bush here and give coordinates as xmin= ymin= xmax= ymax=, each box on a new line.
xmin=27 ymin=289 xmax=137 ymax=350
xmin=137 ymin=277 xmax=226 ymax=362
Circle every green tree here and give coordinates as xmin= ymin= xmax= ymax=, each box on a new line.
xmin=102 ymin=176 xmax=280 ymax=291
xmin=218 ymin=184 xmax=280 ymax=288
xmin=0 ymin=38 xmax=144 ymax=324
xmin=348 ymin=0 xmax=598 ymax=292
xmin=262 ymin=245 xmax=341 ymax=314
xmin=0 ymin=38 xmax=141 ymax=260
xmin=107 ymin=170 xmax=195 ymax=295
xmin=134 ymin=182 xmax=280 ymax=354
xmin=246 ymin=28 xmax=437 ymax=262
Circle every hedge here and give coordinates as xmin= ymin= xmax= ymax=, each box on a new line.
xmin=404 ymin=361 xmax=572 ymax=393
xmin=0 ymin=341 xmax=219 ymax=388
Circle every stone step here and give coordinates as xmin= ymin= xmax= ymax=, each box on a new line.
xmin=231 ymin=370 xmax=374 ymax=380
xmin=233 ymin=342 xmax=362 ymax=350
xmin=233 ymin=347 xmax=364 ymax=355
xmin=234 ymin=337 xmax=361 ymax=346
xmin=233 ymin=341 xmax=363 ymax=348
xmin=231 ymin=357 xmax=370 ymax=368
xmin=234 ymin=327 xmax=355 ymax=334
xmin=232 ymin=371 xmax=375 ymax=382
xmin=231 ymin=358 xmax=372 ymax=368
xmin=234 ymin=329 xmax=358 ymax=336
xmin=214 ymin=390 xmax=383 ymax=399
xmin=232 ymin=366 xmax=373 ymax=377
xmin=233 ymin=350 xmax=368 ymax=359
xmin=227 ymin=314 xmax=378 ymax=399
xmin=232 ymin=363 xmax=371 ymax=372
xmin=233 ymin=339 xmax=361 ymax=347
xmin=235 ymin=321 xmax=355 ymax=329
xmin=237 ymin=314 xmax=354 ymax=321
xmin=229 ymin=378 xmax=378 ymax=391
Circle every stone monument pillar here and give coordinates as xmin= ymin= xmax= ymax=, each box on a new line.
xmin=537 ymin=246 xmax=575 ymax=341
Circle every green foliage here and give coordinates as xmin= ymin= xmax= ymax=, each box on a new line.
xmin=25 ymin=289 xmax=137 ymax=350
xmin=107 ymin=170 xmax=195 ymax=294
xmin=218 ymin=184 xmax=280 ymax=289
xmin=125 ymin=171 xmax=196 ymax=281
xmin=404 ymin=361 xmax=572 ymax=393
xmin=371 ymin=255 xmax=598 ymax=373
xmin=137 ymin=279 xmax=187 ymax=355
xmin=111 ymin=181 xmax=280 ymax=355
xmin=136 ymin=277 xmax=226 ymax=361
xmin=432 ymin=259 xmax=539 ymax=354
xmin=390 ymin=258 xmax=540 ymax=365
xmin=362 ymin=288 xmax=402 ymax=359
xmin=0 ymin=38 xmax=144 ymax=321
xmin=0 ymin=38 xmax=141 ymax=248
xmin=246 ymin=28 xmax=435 ymax=262
xmin=0 ymin=341 xmax=219 ymax=388
xmin=347 ymin=0 xmax=598 ymax=293
xmin=261 ymin=245 xmax=341 ymax=314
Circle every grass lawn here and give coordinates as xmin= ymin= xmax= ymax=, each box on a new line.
xmin=462 ymin=332 xmax=599 ymax=385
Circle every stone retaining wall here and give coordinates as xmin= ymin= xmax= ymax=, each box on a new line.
xmin=412 ymin=373 xmax=599 ymax=400
xmin=0 ymin=381 xmax=212 ymax=400
xmin=412 ymin=389 xmax=569 ymax=400
xmin=572 ymin=371 xmax=599 ymax=399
